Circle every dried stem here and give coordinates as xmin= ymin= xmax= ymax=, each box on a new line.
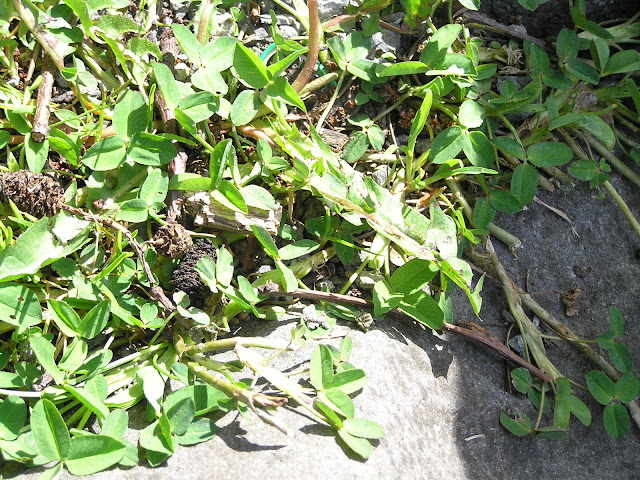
xmin=187 ymin=361 xmax=287 ymax=408
xmin=60 ymin=205 xmax=177 ymax=315
xmin=258 ymin=286 xmax=552 ymax=382
xmin=32 ymin=54 xmax=54 ymax=142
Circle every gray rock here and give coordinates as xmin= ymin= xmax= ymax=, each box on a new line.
xmin=318 ymin=0 xmax=350 ymax=22
xmin=479 ymin=0 xmax=638 ymax=38
xmin=370 ymin=30 xmax=401 ymax=55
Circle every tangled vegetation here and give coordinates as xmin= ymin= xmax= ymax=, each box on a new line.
xmin=0 ymin=0 xmax=639 ymax=475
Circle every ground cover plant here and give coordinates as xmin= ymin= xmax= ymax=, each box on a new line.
xmin=0 ymin=0 xmax=639 ymax=475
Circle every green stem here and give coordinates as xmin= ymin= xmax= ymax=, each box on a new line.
xmin=445 ymin=179 xmax=522 ymax=250
xmin=316 ymin=69 xmax=346 ymax=132
xmin=579 ymin=130 xmax=640 ymax=188
xmin=603 ymin=180 xmax=640 ymax=240
xmin=184 ymin=336 xmax=290 ymax=356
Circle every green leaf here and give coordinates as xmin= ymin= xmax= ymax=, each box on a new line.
xmin=343 ymin=418 xmax=384 ymax=439
xmin=566 ymin=59 xmax=600 ymax=85
xmin=31 ymin=399 xmax=70 ymax=461
xmin=458 ymin=0 xmax=480 ymax=10
xmin=463 ymin=130 xmax=496 ymax=168
xmin=0 ymin=214 xmax=90 ymax=282
xmin=217 ymin=180 xmax=248 ymax=213
xmin=101 ymin=410 xmax=128 ymax=439
xmin=542 ymin=69 xmax=573 ymax=89
xmin=568 ymin=395 xmax=591 ymax=426
xmin=264 ymin=76 xmax=306 ymax=111
xmin=510 ymin=163 xmax=538 ymax=205
xmin=489 ymin=190 xmax=522 ymax=213
xmin=343 ymin=131 xmax=369 ymax=163
xmin=137 ymin=365 xmax=166 ymax=417
xmin=492 ymin=137 xmax=526 ymax=161
xmin=139 ymin=419 xmax=173 ymax=467
xmin=251 ymin=225 xmax=279 ymax=258
xmin=529 ymin=45 xmax=549 ymax=73
xmin=419 ymin=24 xmax=462 ymax=67
xmin=210 ymin=139 xmax=234 ymax=188
xmin=278 ymin=240 xmax=320 ymax=261
xmin=192 ymin=67 xmax=229 ymax=96
xmin=175 ymin=417 xmax=218 ymax=446
xmin=626 ymin=78 xmax=640 ymax=118
xmin=337 ymin=429 xmax=372 ymax=459
xmin=500 ymin=409 xmax=532 ymax=436
xmin=372 ymin=280 xmax=403 ymax=316
xmin=310 ymin=344 xmax=334 ymax=391
xmin=367 ymin=125 xmax=385 ymax=151
xmin=165 ymin=396 xmax=195 ymax=436
xmin=275 ymin=259 xmax=298 ymax=293
xmin=216 ymin=247 xmax=234 ymax=287
xmin=473 ymin=197 xmax=495 ymax=229
xmin=113 ymin=91 xmax=147 ymax=141
xmin=233 ymin=44 xmax=270 ymax=89
xmin=569 ymin=159 xmax=598 ymax=181
xmin=533 ymin=425 xmax=569 ymax=439
xmin=77 ymin=300 xmax=110 ymax=339
xmin=609 ymin=306 xmax=624 ymax=337
xmin=96 ymin=15 xmax=141 ymax=38
xmin=615 ymin=371 xmax=640 ymax=403
xmin=603 ymin=50 xmax=640 ymax=76
xmin=597 ymin=330 xmax=615 ymax=350
xmin=511 ymin=368 xmax=533 ymax=394
xmin=230 ymin=89 xmax=261 ymax=125
xmin=322 ymin=388 xmax=355 ymax=418
xmin=82 ymin=136 xmax=127 ymax=171
xmin=172 ymin=24 xmax=202 ymax=65
xmin=390 ymin=258 xmax=437 ymax=295
xmin=527 ymin=142 xmax=573 ymax=167
xmin=458 ymin=99 xmax=485 ymax=128
xmin=554 ymin=395 xmax=570 ymax=427
xmin=30 ymin=335 xmax=65 ymax=384
xmin=430 ymin=126 xmax=465 ymax=164
xmin=0 ymin=282 xmax=42 ymax=329
xmin=140 ymin=168 xmax=169 ymax=206
xmin=378 ymin=61 xmax=428 ymax=77
xmin=127 ymin=133 xmax=177 ymax=166
xmin=201 ymin=36 xmax=238 ymax=71
xmin=64 ymin=381 xmax=110 ymax=420
xmin=570 ymin=6 xmax=613 ymax=39
xmin=398 ymin=290 xmax=444 ymax=329
xmin=152 ymin=62 xmax=181 ymax=111
xmin=0 ymin=396 xmax=27 ymax=441
xmin=586 ymin=370 xmax=615 ymax=405
xmin=556 ymin=28 xmax=578 ymax=63
xmin=195 ymin=256 xmax=217 ymax=293
xmin=64 ymin=435 xmax=127 ymax=475
xmin=603 ymin=403 xmax=629 ymax=438
xmin=590 ymin=38 xmax=610 ymax=72
xmin=178 ymin=92 xmax=220 ymax=123
xmin=25 ymin=135 xmax=48 ymax=173
xmin=330 ymin=369 xmax=367 ymax=395
xmin=609 ymin=342 xmax=633 ymax=373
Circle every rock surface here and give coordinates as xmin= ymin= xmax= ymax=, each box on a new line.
xmin=478 ymin=0 xmax=639 ymax=38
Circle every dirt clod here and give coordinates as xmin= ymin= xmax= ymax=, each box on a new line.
xmin=153 ymin=222 xmax=193 ymax=258
xmin=0 ymin=170 xmax=64 ymax=217
xmin=171 ymin=238 xmax=217 ymax=309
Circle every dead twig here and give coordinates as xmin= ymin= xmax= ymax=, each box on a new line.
xmin=258 ymin=286 xmax=552 ymax=382
xmin=60 ymin=205 xmax=177 ymax=315
xmin=291 ymin=0 xmax=320 ymax=93
xmin=32 ymin=54 xmax=55 ymax=142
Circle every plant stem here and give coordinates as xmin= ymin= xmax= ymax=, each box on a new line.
xmin=602 ymin=180 xmax=640 ymax=240
xmin=187 ymin=361 xmax=287 ymax=408
xmin=183 ymin=336 xmax=290 ymax=356
xmin=578 ymin=130 xmax=640 ymax=188
xmin=316 ymin=69 xmax=346 ymax=132
xmin=291 ymin=0 xmax=320 ymax=93
xmin=446 ymin=179 xmax=522 ymax=251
